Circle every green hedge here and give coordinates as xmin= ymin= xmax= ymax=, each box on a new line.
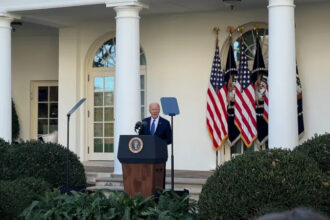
xmin=198 ymin=149 xmax=329 ymax=220
xmin=295 ymin=133 xmax=330 ymax=175
xmin=0 ymin=177 xmax=51 ymax=219
xmin=0 ymin=141 xmax=86 ymax=188
xmin=12 ymin=99 xmax=20 ymax=141
xmin=21 ymin=190 xmax=198 ymax=220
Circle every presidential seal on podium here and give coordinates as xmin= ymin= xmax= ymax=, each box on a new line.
xmin=128 ymin=137 xmax=143 ymax=153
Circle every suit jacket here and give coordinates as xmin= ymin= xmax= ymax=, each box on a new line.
xmin=141 ymin=116 xmax=172 ymax=145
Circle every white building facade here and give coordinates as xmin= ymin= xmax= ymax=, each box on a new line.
xmin=0 ymin=0 xmax=330 ymax=172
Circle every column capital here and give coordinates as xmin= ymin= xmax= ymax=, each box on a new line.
xmin=0 ymin=12 xmax=20 ymax=29
xmin=106 ymin=0 xmax=149 ymax=9
xmin=268 ymin=0 xmax=295 ymax=8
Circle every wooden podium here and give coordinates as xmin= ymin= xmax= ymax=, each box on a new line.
xmin=118 ymin=135 xmax=168 ymax=197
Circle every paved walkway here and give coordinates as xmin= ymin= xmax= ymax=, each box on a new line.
xmin=83 ymin=161 xmax=214 ymax=179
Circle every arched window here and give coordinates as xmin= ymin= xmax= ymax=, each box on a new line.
xmin=221 ymin=22 xmax=269 ymax=159
xmin=93 ymin=38 xmax=146 ymax=67
xmin=221 ymin=22 xmax=268 ymax=69
xmin=87 ymin=37 xmax=147 ymax=160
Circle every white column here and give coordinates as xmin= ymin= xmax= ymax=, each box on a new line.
xmin=268 ymin=0 xmax=298 ymax=149
xmin=0 ymin=13 xmax=18 ymax=142
xmin=109 ymin=4 xmax=144 ymax=174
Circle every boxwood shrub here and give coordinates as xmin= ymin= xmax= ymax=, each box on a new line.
xmin=294 ymin=133 xmax=330 ymax=175
xmin=198 ymin=149 xmax=329 ymax=220
xmin=0 ymin=177 xmax=51 ymax=219
xmin=0 ymin=141 xmax=86 ymax=188
xmin=12 ymin=99 xmax=20 ymax=141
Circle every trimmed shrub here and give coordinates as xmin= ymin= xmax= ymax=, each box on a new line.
xmin=198 ymin=149 xmax=330 ymax=220
xmin=295 ymin=133 xmax=330 ymax=175
xmin=0 ymin=139 xmax=10 ymax=179
xmin=0 ymin=138 xmax=9 ymax=155
xmin=294 ymin=134 xmax=330 ymax=215
xmin=12 ymin=99 xmax=20 ymax=141
xmin=0 ymin=177 xmax=51 ymax=219
xmin=0 ymin=141 xmax=86 ymax=188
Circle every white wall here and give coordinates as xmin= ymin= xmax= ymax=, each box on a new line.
xmin=12 ymin=34 xmax=58 ymax=140
xmin=58 ymin=22 xmax=116 ymax=161
xmin=21 ymin=2 xmax=330 ymax=171
xmin=58 ymin=28 xmax=80 ymax=156
xmin=296 ymin=3 xmax=330 ymax=142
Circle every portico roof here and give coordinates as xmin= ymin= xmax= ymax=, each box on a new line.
xmin=0 ymin=0 xmax=328 ymax=27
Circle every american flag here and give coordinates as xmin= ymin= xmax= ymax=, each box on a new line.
xmin=206 ymin=43 xmax=228 ymax=150
xmin=234 ymin=43 xmax=257 ymax=147
xmin=264 ymin=85 xmax=269 ymax=122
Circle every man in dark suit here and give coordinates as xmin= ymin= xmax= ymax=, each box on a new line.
xmin=141 ymin=103 xmax=172 ymax=145
xmin=140 ymin=102 xmax=172 ymax=189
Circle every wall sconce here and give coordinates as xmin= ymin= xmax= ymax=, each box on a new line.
xmin=223 ymin=0 xmax=242 ymax=10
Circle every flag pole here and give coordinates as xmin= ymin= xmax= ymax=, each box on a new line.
xmin=237 ymin=26 xmax=246 ymax=93
xmin=213 ymin=26 xmax=220 ymax=167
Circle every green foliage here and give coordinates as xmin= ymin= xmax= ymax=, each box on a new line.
xmin=294 ymin=133 xmax=330 ymax=215
xmin=295 ymin=133 xmax=330 ymax=175
xmin=12 ymin=99 xmax=20 ymax=141
xmin=0 ymin=139 xmax=10 ymax=180
xmin=107 ymin=191 xmax=154 ymax=219
xmin=144 ymin=191 xmax=198 ymax=220
xmin=21 ymin=190 xmax=154 ymax=220
xmin=0 ymin=140 xmax=86 ymax=188
xmin=21 ymin=190 xmax=198 ymax=220
xmin=198 ymin=149 xmax=330 ymax=220
xmin=0 ymin=177 xmax=51 ymax=219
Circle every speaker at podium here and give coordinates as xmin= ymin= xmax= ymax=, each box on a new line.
xmin=118 ymin=135 xmax=168 ymax=197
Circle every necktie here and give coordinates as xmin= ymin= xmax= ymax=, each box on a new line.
xmin=151 ymin=119 xmax=155 ymax=135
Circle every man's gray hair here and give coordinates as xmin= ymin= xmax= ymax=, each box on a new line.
xmin=149 ymin=102 xmax=160 ymax=109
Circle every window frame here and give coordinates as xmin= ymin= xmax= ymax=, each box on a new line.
xmin=30 ymin=80 xmax=59 ymax=140
xmin=86 ymin=35 xmax=147 ymax=160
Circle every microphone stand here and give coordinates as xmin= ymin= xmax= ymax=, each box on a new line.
xmin=65 ymin=98 xmax=86 ymax=192
xmin=170 ymin=113 xmax=175 ymax=191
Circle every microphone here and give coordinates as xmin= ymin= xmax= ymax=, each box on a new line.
xmin=135 ymin=121 xmax=147 ymax=134
xmin=135 ymin=121 xmax=142 ymax=133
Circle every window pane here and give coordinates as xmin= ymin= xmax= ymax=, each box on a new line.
xmin=140 ymin=75 xmax=144 ymax=89
xmin=38 ymin=87 xmax=48 ymax=101
xmin=93 ymin=56 xmax=104 ymax=68
xmin=105 ymin=77 xmax=114 ymax=91
xmin=244 ymin=32 xmax=254 ymax=48
xmin=49 ymin=119 xmax=58 ymax=133
xmin=38 ymin=119 xmax=48 ymax=134
xmin=93 ymin=39 xmax=116 ymax=68
xmin=231 ymin=141 xmax=242 ymax=154
xmin=244 ymin=144 xmax=255 ymax=152
xmin=50 ymin=86 xmax=58 ymax=101
xmin=104 ymin=107 xmax=114 ymax=121
xmin=104 ymin=92 xmax=114 ymax=106
xmin=94 ymin=139 xmax=103 ymax=152
xmin=94 ymin=93 xmax=103 ymax=106
xmin=141 ymin=107 xmax=145 ymax=120
xmin=94 ymin=108 xmax=103 ymax=122
xmin=104 ymin=123 xmax=114 ymax=137
xmin=38 ymin=103 xmax=48 ymax=118
xmin=50 ymin=103 xmax=58 ymax=118
xmin=94 ymin=77 xmax=104 ymax=92
xmin=140 ymin=91 xmax=144 ymax=105
xmin=104 ymin=138 xmax=114 ymax=152
xmin=94 ymin=123 xmax=103 ymax=137
xmin=140 ymin=49 xmax=146 ymax=65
